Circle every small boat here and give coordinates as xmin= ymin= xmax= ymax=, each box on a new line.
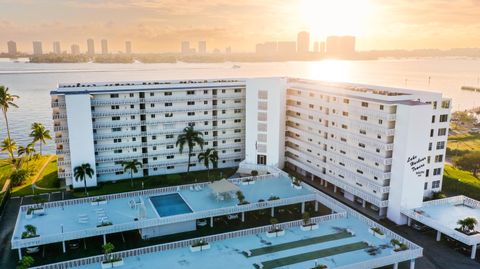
xmin=461 ymin=86 xmax=480 ymax=92
xmin=232 ymin=65 xmax=241 ymax=69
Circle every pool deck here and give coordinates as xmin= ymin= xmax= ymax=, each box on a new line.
xmin=12 ymin=174 xmax=315 ymax=249
xmin=72 ymin=216 xmax=417 ymax=269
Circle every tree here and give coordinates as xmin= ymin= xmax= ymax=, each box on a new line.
xmin=302 ymin=212 xmax=311 ymax=227
xmin=270 ymin=217 xmax=280 ymax=236
xmin=10 ymin=169 xmax=29 ymax=186
xmin=457 ymin=217 xmax=478 ymax=234
xmin=16 ymin=255 xmax=34 ymax=269
xmin=17 ymin=143 xmax=36 ymax=170
xmin=74 ymin=163 xmax=95 ymax=196
xmin=176 ymin=126 xmax=204 ymax=174
xmin=197 ymin=148 xmax=218 ymax=179
xmin=121 ymin=159 xmax=142 ymax=188
xmin=29 ymin=122 xmax=52 ymax=155
xmin=454 ymin=152 xmax=480 ymax=177
xmin=1 ymin=137 xmax=17 ymax=161
xmin=102 ymin=242 xmax=115 ymax=264
xmin=236 ymin=191 xmax=246 ymax=205
xmin=0 ymin=85 xmax=19 ymax=142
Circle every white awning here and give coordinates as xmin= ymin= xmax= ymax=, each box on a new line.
xmin=209 ymin=179 xmax=240 ymax=195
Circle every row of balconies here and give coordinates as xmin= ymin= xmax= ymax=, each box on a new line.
xmin=92 ymin=113 xmax=244 ymax=129
xmin=287 ymin=94 xmax=397 ymax=121
xmin=285 ymin=136 xmax=391 ymax=175
xmin=90 ymin=93 xmax=246 ymax=106
xmin=286 ymin=116 xmax=394 ymax=151
xmin=285 ymin=156 xmax=389 ymax=207
xmin=285 ymin=147 xmax=391 ymax=190
xmin=286 ymin=105 xmax=396 ymax=136
xmin=96 ymin=154 xmax=243 ymax=174
xmin=91 ymin=103 xmax=245 ymax=118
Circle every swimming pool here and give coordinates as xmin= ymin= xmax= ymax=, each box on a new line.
xmin=150 ymin=193 xmax=193 ymax=217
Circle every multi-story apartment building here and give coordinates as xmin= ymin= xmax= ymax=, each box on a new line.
xmin=51 ymin=77 xmax=450 ymax=225
xmin=51 ymin=79 xmax=246 ymax=187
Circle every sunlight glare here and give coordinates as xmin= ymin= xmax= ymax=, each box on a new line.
xmin=308 ymin=60 xmax=351 ymax=82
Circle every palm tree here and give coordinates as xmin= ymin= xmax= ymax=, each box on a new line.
xmin=0 ymin=85 xmax=19 ymax=141
xmin=1 ymin=137 xmax=17 ymax=161
xmin=121 ymin=159 xmax=142 ymax=188
xmin=457 ymin=217 xmax=478 ymax=233
xmin=176 ymin=126 xmax=204 ymax=174
xmin=74 ymin=163 xmax=95 ymax=196
xmin=29 ymin=122 xmax=52 ymax=155
xmin=17 ymin=143 xmax=35 ymax=170
xmin=198 ymin=148 xmax=218 ymax=179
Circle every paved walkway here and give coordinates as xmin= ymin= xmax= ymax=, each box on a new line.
xmin=31 ymin=155 xmax=54 ymax=186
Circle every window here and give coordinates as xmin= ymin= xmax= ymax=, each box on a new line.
xmin=131 ymin=127 xmax=136 ymax=130
xmin=432 ymin=180 xmax=441 ymax=188
xmin=431 ymin=115 xmax=435 ymax=123
xmin=113 ymin=138 xmax=122 ymax=143
xmin=234 ymin=139 xmax=241 ymax=142
xmin=166 ymin=134 xmax=174 ymax=139
xmin=358 ymin=143 xmax=365 ymax=148
xmin=187 ymin=90 xmax=195 ymax=95
xmin=436 ymin=141 xmax=445 ymax=150
xmin=343 ymin=98 xmax=349 ymax=104
xmin=360 ymin=115 xmax=368 ymax=121
xmin=165 ymin=113 xmax=173 ymax=117
xmin=112 ymin=116 xmax=120 ymax=121
xmin=434 ymin=155 xmax=443 ymax=163
xmin=438 ymin=128 xmax=447 ymax=136
xmin=358 ymin=156 xmax=365 ymax=161
xmin=130 ymin=115 xmax=135 ymax=120
xmin=441 ymin=100 xmax=450 ymax=109
xmin=426 ymin=169 xmax=429 ymax=177
xmin=150 ymin=92 xmax=154 ymax=96
xmin=439 ymin=114 xmax=448 ymax=122
xmin=342 ymin=111 xmax=349 ymax=117
xmin=110 ymin=94 xmax=119 ymax=98
xmin=129 ymin=93 xmax=134 ymax=97
xmin=428 ymin=143 xmax=433 ymax=151
xmin=380 ymin=105 xmax=384 ymax=110
xmin=152 ymin=135 xmax=157 ymax=140
xmin=150 ymin=103 xmax=155 ymax=107
xmin=222 ymin=89 xmax=226 ymax=93
xmin=188 ymin=112 xmax=195 ymax=116
xmin=167 ymin=166 xmax=174 ymax=169
xmin=359 ymin=130 xmax=366 ymax=135
xmin=361 ymin=102 xmax=368 ymax=107
xmin=167 ymin=155 xmax=174 ymax=159
xmin=341 ymin=124 xmax=348 ymax=129
xmin=424 ymin=182 xmax=428 ymax=190
xmin=234 ymin=109 xmax=242 ymax=113
xmin=151 ymin=114 xmax=155 ymax=118
xmin=112 ymin=127 xmax=121 ymax=132
xmin=166 ymin=145 xmax=174 ymax=149
xmin=204 ymin=101 xmax=208 ymax=105
xmin=234 ymin=119 xmax=242 ymax=123
xmin=130 ymin=105 xmax=134 ymax=109
xmin=153 ymin=146 xmax=157 ymax=150
xmin=164 ymin=92 xmax=172 ymax=96
xmin=204 ymin=90 xmax=208 ymax=94
xmin=188 ymin=101 xmax=195 ymax=105
xmin=111 ymin=105 xmax=119 ymax=110
xmin=114 ymin=149 xmax=122 ymax=154
xmin=234 ymin=88 xmax=242 ymax=93
xmin=433 ymin=168 xmax=442 ymax=175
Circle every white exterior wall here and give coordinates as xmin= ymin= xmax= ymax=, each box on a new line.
xmin=65 ymin=94 xmax=97 ymax=187
xmin=245 ymin=78 xmax=287 ymax=167
xmin=387 ymin=103 xmax=432 ymax=224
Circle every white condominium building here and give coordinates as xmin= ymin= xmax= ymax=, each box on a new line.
xmin=51 ymin=79 xmax=246 ymax=187
xmin=51 ymin=77 xmax=451 ymax=225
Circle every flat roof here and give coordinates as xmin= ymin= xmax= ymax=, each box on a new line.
xmin=402 ymin=196 xmax=480 ymax=245
xmin=69 ymin=216 xmax=420 ymax=269
xmin=12 ymin=174 xmax=314 ymax=249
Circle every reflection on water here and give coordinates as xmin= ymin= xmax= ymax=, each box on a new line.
xmin=0 ymin=58 xmax=479 ymax=156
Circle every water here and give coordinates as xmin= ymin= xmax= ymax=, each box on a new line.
xmin=0 ymin=57 xmax=479 ymax=156
xmin=150 ymin=193 xmax=193 ymax=217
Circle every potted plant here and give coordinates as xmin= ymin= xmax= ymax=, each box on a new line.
xmin=301 ymin=212 xmax=318 ymax=231
xmin=21 ymin=225 xmax=39 ymax=239
xmin=266 ymin=218 xmax=285 ymax=237
xmin=311 ymin=265 xmax=328 ymax=269
xmin=456 ymin=217 xmax=479 ymax=235
xmin=31 ymin=195 xmax=46 ymax=214
xmin=101 ymin=243 xmax=124 ymax=268
xmin=25 ymin=208 xmax=33 ymax=219
xmin=189 ymin=239 xmax=210 ymax=252
xmin=291 ymin=176 xmax=302 ymax=189
xmin=236 ymin=191 xmax=249 ymax=205
xmin=267 ymin=195 xmax=280 ymax=201
xmin=368 ymin=227 xmax=386 ymax=239
xmin=390 ymin=239 xmax=409 ymax=252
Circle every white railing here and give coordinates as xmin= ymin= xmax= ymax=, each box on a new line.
xmin=12 ymin=173 xmax=316 ymax=249
xmin=335 ymin=248 xmax=422 ymax=269
xmin=29 ymin=214 xmax=344 ymax=269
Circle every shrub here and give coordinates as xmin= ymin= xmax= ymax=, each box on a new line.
xmin=10 ymin=169 xmax=29 ymax=186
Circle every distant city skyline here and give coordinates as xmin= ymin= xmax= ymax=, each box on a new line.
xmin=0 ymin=0 xmax=479 ymax=53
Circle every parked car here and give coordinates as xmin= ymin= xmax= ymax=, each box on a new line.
xmin=26 ymin=246 xmax=40 ymax=254
xmin=68 ymin=240 xmax=80 ymax=249
xmin=196 ymin=219 xmax=208 ymax=227
xmin=411 ymin=222 xmax=429 ymax=232
xmin=227 ymin=214 xmax=239 ymax=220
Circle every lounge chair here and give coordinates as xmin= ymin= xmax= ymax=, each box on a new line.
xmin=190 ymin=186 xmax=194 ymax=192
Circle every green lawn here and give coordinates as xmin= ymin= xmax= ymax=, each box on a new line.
xmin=443 ymin=165 xmax=480 ymax=200
xmin=0 ymin=158 xmax=14 ymax=188
xmin=73 ymin=167 xmax=238 ymax=197
xmin=13 ymin=157 xmax=60 ymax=196
xmin=447 ymin=133 xmax=480 ymax=152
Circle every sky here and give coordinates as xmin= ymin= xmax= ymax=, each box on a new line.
xmin=1 ymin=0 xmax=480 ymax=53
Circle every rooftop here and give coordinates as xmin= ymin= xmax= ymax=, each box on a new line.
xmin=12 ymin=173 xmax=314 ymax=249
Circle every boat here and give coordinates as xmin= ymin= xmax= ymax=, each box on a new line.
xmin=461 ymin=86 xmax=480 ymax=92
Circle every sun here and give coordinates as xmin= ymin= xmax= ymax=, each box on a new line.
xmin=299 ymin=0 xmax=374 ymax=37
